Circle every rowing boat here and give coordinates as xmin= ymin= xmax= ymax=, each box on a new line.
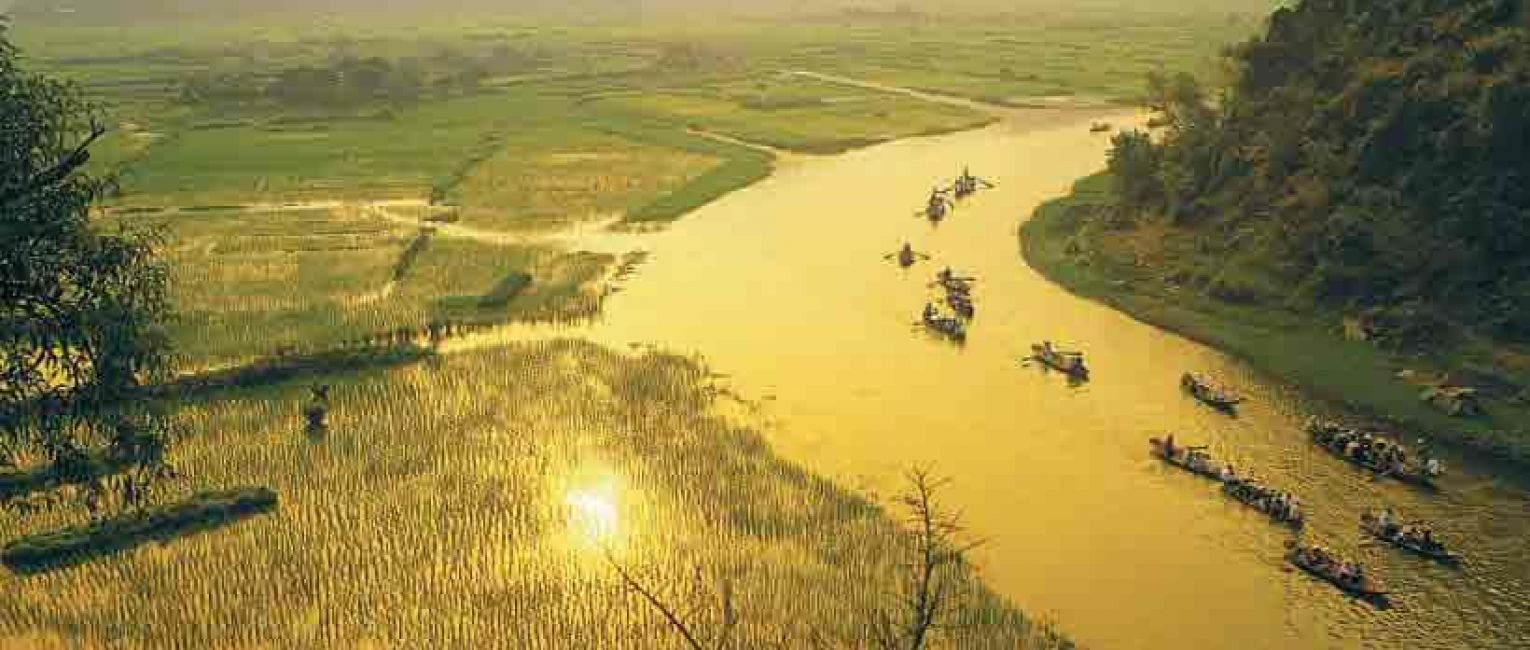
xmin=922 ymin=312 xmax=966 ymax=342
xmin=946 ymin=293 xmax=974 ymax=319
xmin=1181 ymin=373 xmax=1243 ymax=410
xmin=1147 ymin=437 xmax=1224 ymax=481
xmin=1306 ymin=419 xmax=1441 ymax=487
xmin=1361 ymin=513 xmax=1461 ymax=564
xmin=1031 ymin=343 xmax=1087 ymax=378
xmin=1287 ymin=546 xmax=1389 ymax=602
xmin=1222 ymin=480 xmax=1305 ymax=528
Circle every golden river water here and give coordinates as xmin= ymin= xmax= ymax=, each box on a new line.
xmin=457 ymin=109 xmax=1530 ymax=649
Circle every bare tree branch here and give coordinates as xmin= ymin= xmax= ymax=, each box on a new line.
xmin=602 ymin=548 xmax=709 ymax=650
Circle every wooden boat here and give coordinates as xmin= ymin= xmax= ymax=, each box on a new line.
xmin=1305 ymin=419 xmax=1442 ymax=487
xmin=1221 ymin=480 xmax=1304 ymax=528
xmin=887 ymin=244 xmax=928 ymax=269
xmin=1286 ymin=546 xmax=1389 ymax=602
xmin=922 ymin=310 xmax=966 ymax=343
xmin=1181 ymin=373 xmax=1243 ymax=410
xmin=1361 ymin=512 xmax=1461 ymax=564
xmin=1147 ymin=437 xmax=1224 ymax=481
xmin=924 ymin=196 xmax=950 ymax=222
xmin=934 ymin=269 xmax=975 ymax=294
xmin=951 ymin=169 xmax=990 ymax=199
xmin=946 ymin=292 xmax=974 ymax=319
xmin=1031 ymin=343 xmax=1088 ymax=378
xmin=1089 ymin=122 xmax=1112 ymax=133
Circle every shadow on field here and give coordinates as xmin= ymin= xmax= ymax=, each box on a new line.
xmin=2 ymin=487 xmax=278 ymax=575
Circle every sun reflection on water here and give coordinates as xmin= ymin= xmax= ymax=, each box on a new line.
xmin=561 ymin=460 xmax=630 ymax=554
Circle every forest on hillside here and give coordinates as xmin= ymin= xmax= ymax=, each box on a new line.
xmin=1105 ymin=0 xmax=1530 ymax=346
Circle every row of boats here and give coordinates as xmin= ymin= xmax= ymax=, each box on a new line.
xmin=900 ymin=168 xmax=992 ymax=343
xmin=1148 ymin=413 xmax=1456 ymax=604
xmin=918 ymin=168 xmax=992 ymax=223
xmin=921 ymin=268 xmax=974 ymax=342
xmin=1307 ymin=418 xmax=1444 ymax=487
xmin=904 ymin=165 xmax=1456 ymax=605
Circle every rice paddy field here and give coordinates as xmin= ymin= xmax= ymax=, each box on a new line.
xmin=115 ymin=205 xmax=611 ymax=371
xmin=14 ymin=5 xmax=1265 ymax=219
xmin=0 ymin=341 xmax=1070 ymax=649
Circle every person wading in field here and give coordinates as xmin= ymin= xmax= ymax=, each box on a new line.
xmin=304 ymin=384 xmax=331 ymax=435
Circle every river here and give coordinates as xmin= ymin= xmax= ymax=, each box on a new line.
xmin=458 ymin=107 xmax=1530 ymax=649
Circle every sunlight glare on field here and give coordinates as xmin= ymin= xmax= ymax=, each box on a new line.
xmin=562 ymin=461 xmax=625 ymax=550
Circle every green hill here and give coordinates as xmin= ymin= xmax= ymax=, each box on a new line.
xmin=1026 ymin=0 xmax=1530 ymax=459
xmin=1117 ymin=0 xmax=1530 ymax=340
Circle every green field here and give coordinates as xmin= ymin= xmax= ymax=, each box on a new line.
xmin=118 ymin=205 xmax=610 ymax=371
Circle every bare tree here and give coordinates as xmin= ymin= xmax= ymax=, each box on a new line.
xmin=601 ymin=549 xmax=739 ymax=650
xmin=872 ymin=467 xmax=980 ymax=650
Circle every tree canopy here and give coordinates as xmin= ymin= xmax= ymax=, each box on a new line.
xmin=1106 ymin=0 xmax=1530 ymax=343
xmin=1 ymin=18 xmax=175 ymax=510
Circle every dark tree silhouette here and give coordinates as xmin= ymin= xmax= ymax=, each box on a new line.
xmin=1 ymin=19 xmax=176 ymax=512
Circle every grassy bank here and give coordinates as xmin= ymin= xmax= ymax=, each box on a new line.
xmin=0 ymin=341 xmax=1072 ymax=649
xmin=2 ymin=487 xmax=278 ymax=574
xmin=1022 ymin=173 xmax=1530 ymax=463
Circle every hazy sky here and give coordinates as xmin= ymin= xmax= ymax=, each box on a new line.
xmin=10 ymin=0 xmax=1279 ymax=23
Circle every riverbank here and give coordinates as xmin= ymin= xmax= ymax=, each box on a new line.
xmin=1021 ymin=172 xmax=1530 ymax=464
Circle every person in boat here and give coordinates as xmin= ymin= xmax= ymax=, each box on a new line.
xmin=1163 ymin=434 xmax=1176 ymax=458
xmin=958 ymin=167 xmax=976 ymax=193
xmin=1426 ymin=457 xmax=1443 ymax=477
xmin=1399 ymin=524 xmax=1431 ymax=545
xmin=1377 ymin=507 xmax=1396 ymax=535
xmin=927 ymin=186 xmax=949 ymax=213
xmin=1219 ymin=464 xmax=1237 ymax=483
xmin=922 ymin=302 xmax=938 ymax=322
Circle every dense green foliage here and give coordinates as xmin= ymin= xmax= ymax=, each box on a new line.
xmin=0 ymin=20 xmax=175 ymax=509
xmin=180 ymin=48 xmax=534 ymax=112
xmin=1107 ymin=0 xmax=1530 ymax=344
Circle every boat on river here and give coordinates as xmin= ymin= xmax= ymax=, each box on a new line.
xmin=887 ymin=243 xmax=928 ymax=269
xmin=935 ymin=270 xmax=975 ymax=295
xmin=1031 ymin=342 xmax=1088 ymax=378
xmin=1148 ymin=437 xmax=1225 ymax=481
xmin=951 ymin=168 xmax=993 ymax=199
xmin=1287 ymin=545 xmax=1389 ymax=602
xmin=946 ymin=291 xmax=974 ymax=320
xmin=1306 ymin=419 xmax=1442 ymax=487
xmin=1181 ymin=372 xmax=1243 ymax=410
xmin=1361 ymin=512 xmax=1461 ymax=564
xmin=1222 ymin=479 xmax=1305 ymax=528
xmin=921 ymin=304 xmax=966 ymax=343
xmin=922 ymin=189 xmax=952 ymax=222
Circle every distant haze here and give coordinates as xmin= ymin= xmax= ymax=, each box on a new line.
xmin=11 ymin=0 xmax=1278 ymax=26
